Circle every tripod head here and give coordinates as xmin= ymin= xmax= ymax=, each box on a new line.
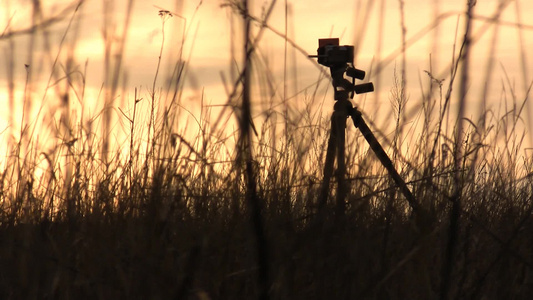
xmin=309 ymin=38 xmax=374 ymax=101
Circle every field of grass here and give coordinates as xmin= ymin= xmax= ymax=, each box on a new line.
xmin=1 ymin=0 xmax=533 ymax=299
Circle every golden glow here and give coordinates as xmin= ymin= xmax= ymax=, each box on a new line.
xmin=1 ymin=0 xmax=533 ymax=160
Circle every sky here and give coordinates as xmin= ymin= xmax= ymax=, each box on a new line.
xmin=1 ymin=0 xmax=533 ymax=158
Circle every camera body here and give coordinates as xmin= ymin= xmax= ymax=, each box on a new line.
xmin=309 ymin=38 xmax=374 ymax=99
xmin=316 ymin=38 xmax=354 ymax=67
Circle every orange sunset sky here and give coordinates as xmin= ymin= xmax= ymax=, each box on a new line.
xmin=1 ymin=0 xmax=533 ymax=157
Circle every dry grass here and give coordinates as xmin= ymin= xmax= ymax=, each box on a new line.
xmin=1 ymin=0 xmax=533 ymax=299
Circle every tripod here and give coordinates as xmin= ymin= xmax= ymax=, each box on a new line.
xmin=313 ymin=54 xmax=423 ymax=220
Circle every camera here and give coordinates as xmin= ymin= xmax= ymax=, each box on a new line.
xmin=315 ymin=38 xmax=354 ymax=67
xmin=309 ymin=38 xmax=374 ymax=99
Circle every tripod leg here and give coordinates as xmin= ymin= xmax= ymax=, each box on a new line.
xmin=334 ymin=111 xmax=347 ymax=217
xmin=350 ymin=108 xmax=425 ymax=220
xmin=318 ymin=115 xmax=337 ymax=212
